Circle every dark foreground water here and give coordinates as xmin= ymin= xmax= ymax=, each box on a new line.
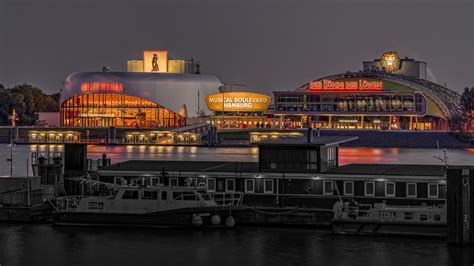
xmin=0 ymin=224 xmax=472 ymax=266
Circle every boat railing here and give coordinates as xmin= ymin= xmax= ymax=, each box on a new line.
xmin=55 ymin=196 xmax=85 ymax=212
xmin=210 ymin=192 xmax=244 ymax=206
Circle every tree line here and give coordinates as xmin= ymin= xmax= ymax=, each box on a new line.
xmin=448 ymin=86 xmax=474 ymax=137
xmin=0 ymin=84 xmax=59 ymax=126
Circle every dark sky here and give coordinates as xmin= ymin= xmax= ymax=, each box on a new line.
xmin=1 ymin=0 xmax=473 ymax=95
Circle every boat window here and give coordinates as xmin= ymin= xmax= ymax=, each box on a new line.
xmin=245 ymin=179 xmax=255 ymax=193
xmin=198 ymin=191 xmax=212 ymax=201
xmin=428 ymin=183 xmax=438 ymax=198
xmin=323 ymin=181 xmax=333 ymax=196
xmin=169 ymin=178 xmax=179 ymax=187
xmin=404 ymin=212 xmax=413 ymax=220
xmin=385 ymin=182 xmax=395 ymax=197
xmin=434 ymin=214 xmax=441 ymax=221
xmin=206 ymin=178 xmax=216 ymax=192
xmin=150 ymin=177 xmax=161 ymax=186
xmin=172 ymin=192 xmax=182 ymax=200
xmin=142 ymin=190 xmax=158 ymax=200
xmin=114 ymin=177 xmax=124 ymax=185
xmin=226 ymin=179 xmax=236 ymax=192
xmin=122 ymin=190 xmax=138 ymax=199
xmin=344 ymin=181 xmax=354 ymax=196
xmin=264 ymin=179 xmax=274 ymax=194
xmin=420 ymin=214 xmax=428 ymax=221
xmin=406 ymin=183 xmax=417 ymax=198
xmin=182 ymin=191 xmax=196 ymax=201
xmin=161 ymin=191 xmax=167 ymax=200
xmin=365 ymin=182 xmax=375 ymax=197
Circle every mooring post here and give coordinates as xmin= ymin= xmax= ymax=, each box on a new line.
xmin=447 ymin=167 xmax=473 ymax=245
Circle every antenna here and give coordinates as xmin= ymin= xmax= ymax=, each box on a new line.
xmin=433 ymin=148 xmax=449 ymax=174
xmin=197 ymin=90 xmax=200 ymax=117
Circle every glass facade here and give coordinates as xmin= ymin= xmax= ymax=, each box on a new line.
xmin=274 ymin=92 xmax=424 ymax=114
xmin=61 ymin=93 xmax=185 ymax=128
xmin=272 ymin=91 xmax=446 ymax=130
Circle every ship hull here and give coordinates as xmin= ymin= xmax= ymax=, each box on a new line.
xmin=54 ymin=207 xmax=242 ymax=228
xmin=332 ymin=219 xmax=447 ymax=238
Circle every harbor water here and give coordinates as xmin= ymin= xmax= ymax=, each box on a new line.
xmin=0 ymin=224 xmax=473 ymax=266
xmin=0 ymin=144 xmax=473 ymax=265
xmin=0 ymin=144 xmax=474 ymax=176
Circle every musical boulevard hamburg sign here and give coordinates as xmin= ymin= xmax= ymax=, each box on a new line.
xmin=308 ymin=79 xmax=383 ymax=92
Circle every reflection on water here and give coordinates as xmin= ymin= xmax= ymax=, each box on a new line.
xmin=0 ymin=144 xmax=472 ymax=176
xmin=0 ymin=224 xmax=472 ymax=266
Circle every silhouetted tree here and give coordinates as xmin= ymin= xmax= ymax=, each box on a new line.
xmin=0 ymin=84 xmax=59 ymax=126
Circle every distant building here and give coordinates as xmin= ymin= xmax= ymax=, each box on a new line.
xmin=271 ymin=52 xmax=460 ymax=131
xmin=60 ymin=50 xmax=221 ymax=128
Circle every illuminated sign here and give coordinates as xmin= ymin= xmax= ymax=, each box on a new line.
xmin=78 ymin=113 xmax=116 ymax=117
xmin=206 ymin=92 xmax=271 ymax=112
xmin=308 ymin=79 xmax=383 ymax=92
xmin=380 ymin=51 xmax=401 ymax=73
xmin=80 ymin=82 xmax=123 ymax=93
xmin=143 ymin=50 xmax=168 ymax=73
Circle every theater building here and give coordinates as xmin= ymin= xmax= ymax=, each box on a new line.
xmin=272 ymin=52 xmax=460 ymax=130
xmin=60 ymin=50 xmax=222 ymax=128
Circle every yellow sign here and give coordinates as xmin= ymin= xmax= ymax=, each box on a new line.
xmin=380 ymin=51 xmax=401 ymax=73
xmin=143 ymin=50 xmax=168 ymax=73
xmin=206 ymin=92 xmax=271 ymax=112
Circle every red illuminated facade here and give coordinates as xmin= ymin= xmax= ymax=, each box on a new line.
xmin=61 ymin=82 xmax=185 ymax=128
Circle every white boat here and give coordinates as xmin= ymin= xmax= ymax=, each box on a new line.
xmin=332 ymin=201 xmax=447 ymax=238
xmin=53 ymin=179 xmax=241 ymax=227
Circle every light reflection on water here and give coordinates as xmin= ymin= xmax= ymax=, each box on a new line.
xmin=0 ymin=144 xmax=472 ymax=176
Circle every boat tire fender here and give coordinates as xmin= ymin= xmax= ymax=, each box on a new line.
xmin=225 ymin=216 xmax=236 ymax=228
xmin=192 ymin=215 xmax=203 ymax=227
xmin=211 ymin=214 xmax=221 ymax=225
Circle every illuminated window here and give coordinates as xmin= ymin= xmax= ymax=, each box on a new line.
xmin=60 ymin=93 xmax=185 ymax=128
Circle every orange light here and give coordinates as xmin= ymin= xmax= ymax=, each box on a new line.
xmin=80 ymin=82 xmax=124 ymax=93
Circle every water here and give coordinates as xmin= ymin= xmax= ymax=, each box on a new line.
xmin=0 ymin=144 xmax=473 ymax=265
xmin=0 ymin=224 xmax=472 ymax=266
xmin=0 ymin=144 xmax=473 ymax=176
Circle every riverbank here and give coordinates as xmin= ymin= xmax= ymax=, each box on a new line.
xmin=218 ymin=129 xmax=472 ymax=149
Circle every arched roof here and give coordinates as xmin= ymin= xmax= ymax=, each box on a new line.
xmin=61 ymin=72 xmax=222 ymax=115
xmin=295 ymin=71 xmax=461 ymax=118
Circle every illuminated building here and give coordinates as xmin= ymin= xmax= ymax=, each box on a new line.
xmin=60 ymin=50 xmax=221 ymax=128
xmin=205 ymin=91 xmax=272 ymax=128
xmin=271 ymin=52 xmax=460 ymax=130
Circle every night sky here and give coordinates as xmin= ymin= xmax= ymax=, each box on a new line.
xmin=1 ymin=0 xmax=473 ymax=95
